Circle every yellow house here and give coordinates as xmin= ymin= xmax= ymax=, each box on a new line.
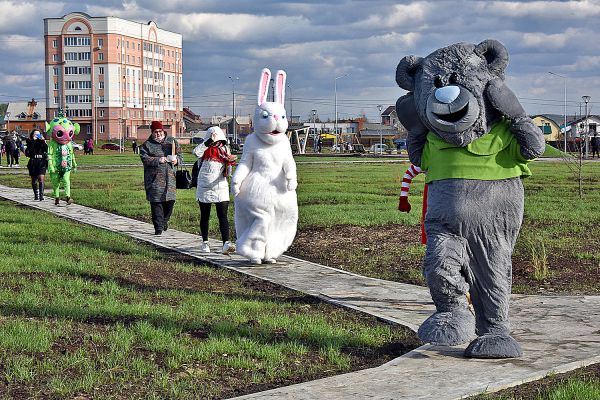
xmin=531 ymin=115 xmax=562 ymax=142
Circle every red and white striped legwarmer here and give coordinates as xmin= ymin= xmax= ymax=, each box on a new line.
xmin=398 ymin=164 xmax=427 ymax=245
xmin=400 ymin=164 xmax=422 ymax=199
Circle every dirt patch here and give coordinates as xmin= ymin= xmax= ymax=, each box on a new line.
xmin=288 ymin=224 xmax=600 ymax=295
xmin=288 ymin=224 xmax=425 ymax=285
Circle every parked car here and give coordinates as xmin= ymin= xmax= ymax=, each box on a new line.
xmin=101 ymin=143 xmax=122 ymax=151
xmin=393 ymin=139 xmax=408 ymax=152
xmin=71 ymin=142 xmax=83 ymax=151
xmin=191 ymin=136 xmax=205 ymax=145
xmin=369 ymin=143 xmax=389 ymax=154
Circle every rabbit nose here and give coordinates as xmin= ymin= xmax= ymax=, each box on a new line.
xmin=273 ymin=115 xmax=279 ymax=121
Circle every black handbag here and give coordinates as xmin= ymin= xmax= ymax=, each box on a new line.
xmin=176 ymin=167 xmax=192 ymax=189
xmin=171 ymin=139 xmax=192 ymax=189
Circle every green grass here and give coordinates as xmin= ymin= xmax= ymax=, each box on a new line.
xmin=472 ymin=370 xmax=600 ymax=399
xmin=0 ymin=200 xmax=415 ymax=398
xmin=1 ymin=157 xmax=599 ymax=284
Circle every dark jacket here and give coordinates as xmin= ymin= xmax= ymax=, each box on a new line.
xmin=139 ymin=136 xmax=183 ymax=202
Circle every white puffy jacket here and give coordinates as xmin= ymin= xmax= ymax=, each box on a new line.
xmin=194 ymin=144 xmax=230 ymax=203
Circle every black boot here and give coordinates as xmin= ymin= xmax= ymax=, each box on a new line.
xmin=32 ymin=182 xmax=38 ymax=200
xmin=38 ymin=182 xmax=44 ymax=201
xmin=66 ymin=196 xmax=73 ymax=205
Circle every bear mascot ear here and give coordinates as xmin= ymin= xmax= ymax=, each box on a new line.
xmin=475 ymin=39 xmax=508 ymax=78
xmin=73 ymin=122 xmax=81 ymax=136
xmin=396 ymin=55 xmax=423 ymax=92
xmin=45 ymin=121 xmax=51 ymax=135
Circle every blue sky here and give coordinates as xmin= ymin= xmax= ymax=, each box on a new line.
xmin=1 ymin=0 xmax=599 ymax=122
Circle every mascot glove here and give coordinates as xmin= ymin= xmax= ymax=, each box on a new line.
xmin=398 ymin=197 xmax=411 ymax=213
xmin=232 ymin=183 xmax=241 ymax=197
xmin=287 ymin=179 xmax=298 ymax=191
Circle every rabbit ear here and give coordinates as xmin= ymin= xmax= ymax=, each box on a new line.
xmin=258 ymin=68 xmax=271 ymax=105
xmin=274 ymin=70 xmax=286 ymax=105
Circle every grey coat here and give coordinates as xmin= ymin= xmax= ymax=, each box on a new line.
xmin=139 ymin=136 xmax=183 ymax=202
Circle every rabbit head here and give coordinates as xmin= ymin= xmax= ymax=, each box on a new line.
xmin=253 ymin=68 xmax=289 ymax=145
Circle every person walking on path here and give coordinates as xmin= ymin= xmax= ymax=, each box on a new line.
xmin=139 ymin=121 xmax=182 ymax=235
xmin=591 ymin=133 xmax=599 ymax=159
xmin=25 ymin=129 xmax=48 ymax=201
xmin=87 ymin=138 xmax=94 ymax=155
xmin=5 ymin=133 xmax=17 ymax=167
xmin=132 ymin=140 xmax=138 ymax=154
xmin=193 ymin=126 xmax=237 ymax=254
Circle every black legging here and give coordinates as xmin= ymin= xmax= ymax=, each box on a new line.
xmin=199 ymin=201 xmax=230 ymax=243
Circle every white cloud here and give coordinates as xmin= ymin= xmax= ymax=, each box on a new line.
xmin=475 ymin=0 xmax=600 ymax=19
xmin=0 ymin=0 xmax=64 ymax=34
xmin=355 ymin=2 xmax=431 ymax=29
xmin=160 ymin=12 xmax=311 ymax=42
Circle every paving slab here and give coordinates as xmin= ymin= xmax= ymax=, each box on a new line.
xmin=1 ymin=184 xmax=599 ymax=400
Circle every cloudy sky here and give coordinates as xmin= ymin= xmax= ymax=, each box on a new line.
xmin=1 ymin=0 xmax=600 ymax=122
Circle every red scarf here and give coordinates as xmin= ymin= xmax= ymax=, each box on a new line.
xmin=202 ymin=143 xmax=236 ymax=166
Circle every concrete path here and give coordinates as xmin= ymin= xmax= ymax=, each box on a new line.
xmin=1 ymin=184 xmax=599 ymax=400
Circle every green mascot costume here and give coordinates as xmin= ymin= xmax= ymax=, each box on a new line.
xmin=46 ymin=114 xmax=79 ymax=205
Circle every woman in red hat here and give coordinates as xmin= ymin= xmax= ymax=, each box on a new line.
xmin=139 ymin=121 xmax=182 ymax=235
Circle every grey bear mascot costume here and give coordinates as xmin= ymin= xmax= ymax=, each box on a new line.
xmin=395 ymin=40 xmax=545 ymax=358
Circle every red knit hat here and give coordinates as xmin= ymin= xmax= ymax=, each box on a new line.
xmin=150 ymin=121 xmax=163 ymax=132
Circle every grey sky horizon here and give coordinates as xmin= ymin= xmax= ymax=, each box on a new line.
xmin=1 ymin=0 xmax=599 ymax=123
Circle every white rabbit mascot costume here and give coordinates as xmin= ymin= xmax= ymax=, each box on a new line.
xmin=232 ymin=68 xmax=298 ymax=264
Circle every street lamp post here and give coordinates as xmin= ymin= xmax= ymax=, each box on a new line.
xmin=582 ymin=95 xmax=591 ymax=158
xmin=378 ymin=104 xmax=383 ymax=154
xmin=287 ymin=84 xmax=293 ymax=124
xmin=5 ymin=112 xmax=10 ymax=133
xmin=334 ymin=73 xmax=349 ymax=152
xmin=312 ymin=109 xmax=317 ymax=153
xmin=548 ymin=72 xmax=568 ymax=152
xmin=228 ymin=76 xmax=239 ymax=145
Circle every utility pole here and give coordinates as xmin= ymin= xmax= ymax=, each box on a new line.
xmin=228 ymin=76 xmax=239 ymax=144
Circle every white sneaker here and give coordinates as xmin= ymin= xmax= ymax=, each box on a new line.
xmin=263 ymin=258 xmax=277 ymax=264
xmin=201 ymin=241 xmax=210 ymax=253
xmin=222 ymin=241 xmax=236 ymax=254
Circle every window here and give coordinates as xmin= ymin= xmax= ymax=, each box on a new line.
xmin=126 ymin=41 xmax=129 ymax=49
xmin=127 ymin=55 xmax=130 ymax=63
xmin=64 ymin=52 xmax=90 ymax=61
xmin=53 ymin=67 xmax=59 ymax=76
xmin=65 ymin=66 xmax=77 ymax=74
xmin=99 ymin=110 xmax=104 ymax=117
xmin=100 ymin=124 xmax=105 ymax=134
xmin=99 ymin=96 xmax=105 ymax=103
xmin=53 ymin=54 xmax=58 ymax=62
xmin=64 ymin=36 xmax=90 ymax=46
xmin=99 ymin=66 xmax=104 ymax=75
xmin=99 ymin=81 xmax=104 ymax=89
xmin=97 ymin=38 xmax=103 ymax=47
xmin=78 ymin=66 xmax=91 ymax=74
xmin=66 ymin=95 xmax=78 ymax=104
xmin=74 ymin=26 xmax=82 ymax=31
xmin=98 ymin=52 xmax=104 ymax=61
xmin=52 ymin=39 xmax=58 ymax=48
xmin=54 ymin=82 xmax=58 ymax=90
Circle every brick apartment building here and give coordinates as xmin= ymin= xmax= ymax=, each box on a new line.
xmin=44 ymin=12 xmax=183 ymax=141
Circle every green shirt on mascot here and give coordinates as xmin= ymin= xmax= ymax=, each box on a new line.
xmin=46 ymin=114 xmax=79 ymax=205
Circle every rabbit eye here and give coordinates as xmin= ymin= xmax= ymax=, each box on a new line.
xmin=281 ymin=115 xmax=286 ymax=119
xmin=261 ymin=110 xmax=269 ymax=118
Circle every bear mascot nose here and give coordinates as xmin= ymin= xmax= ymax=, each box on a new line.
xmin=435 ymin=85 xmax=461 ymax=104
